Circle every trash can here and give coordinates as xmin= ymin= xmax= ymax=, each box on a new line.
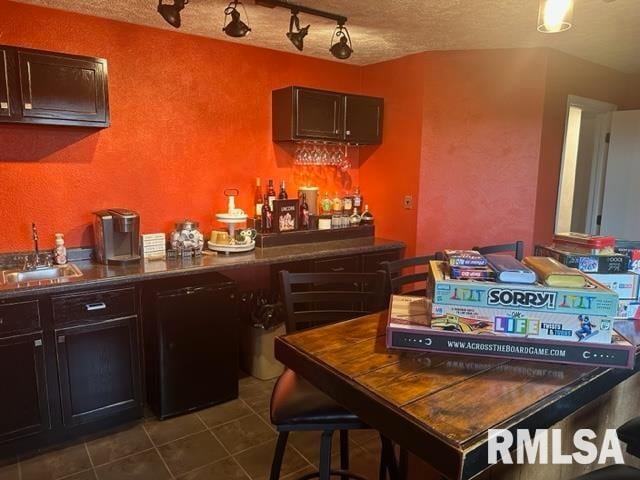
xmin=239 ymin=291 xmax=286 ymax=380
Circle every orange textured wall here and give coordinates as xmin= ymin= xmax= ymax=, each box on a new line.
xmin=534 ymin=50 xmax=640 ymax=245
xmin=359 ymin=54 xmax=425 ymax=256
xmin=0 ymin=0 xmax=363 ymax=252
xmin=416 ymin=49 xmax=548 ymax=255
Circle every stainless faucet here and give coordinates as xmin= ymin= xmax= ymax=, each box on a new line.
xmin=23 ymin=223 xmax=49 ymax=270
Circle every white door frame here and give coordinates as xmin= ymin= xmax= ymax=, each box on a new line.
xmin=554 ymin=95 xmax=617 ymax=234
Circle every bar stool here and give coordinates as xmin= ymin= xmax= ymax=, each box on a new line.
xmin=472 ymin=240 xmax=525 ymax=260
xmin=269 ymin=270 xmax=398 ymax=480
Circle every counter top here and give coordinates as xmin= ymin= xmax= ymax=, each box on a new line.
xmin=0 ymin=237 xmax=405 ymax=299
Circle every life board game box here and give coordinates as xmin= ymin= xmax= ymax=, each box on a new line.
xmin=587 ymin=272 xmax=640 ymax=300
xmin=387 ymin=296 xmax=635 ymax=369
xmin=429 ymin=261 xmax=619 ymax=317
xmin=535 ymin=245 xmax=629 ymax=274
xmin=431 ymin=303 xmax=613 ymax=344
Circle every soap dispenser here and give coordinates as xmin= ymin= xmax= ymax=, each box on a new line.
xmin=53 ymin=233 xmax=67 ymax=265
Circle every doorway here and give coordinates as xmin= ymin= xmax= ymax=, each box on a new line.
xmin=555 ymin=95 xmax=617 ymax=234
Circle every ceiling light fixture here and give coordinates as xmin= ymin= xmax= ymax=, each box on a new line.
xmin=223 ymin=0 xmax=251 ymax=38
xmin=330 ymin=23 xmax=353 ymax=60
xmin=256 ymin=1 xmax=351 ymax=60
xmin=286 ymin=12 xmax=309 ymax=51
xmin=157 ymin=0 xmax=187 ymax=28
xmin=537 ymin=0 xmax=574 ymax=33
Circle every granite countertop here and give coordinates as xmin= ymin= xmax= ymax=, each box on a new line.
xmin=0 ymin=237 xmax=405 ymax=300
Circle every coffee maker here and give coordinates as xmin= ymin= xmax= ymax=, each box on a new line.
xmin=93 ymin=209 xmax=141 ymax=265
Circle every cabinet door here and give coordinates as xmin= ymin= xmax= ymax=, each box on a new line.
xmin=155 ymin=285 xmax=238 ymax=418
xmin=0 ymin=332 xmax=50 ymax=443
xmin=344 ymin=95 xmax=383 ymax=145
xmin=0 ymin=48 xmax=10 ymax=118
xmin=56 ymin=316 xmax=141 ymax=427
xmin=18 ymin=50 xmax=108 ymax=125
xmin=295 ymin=88 xmax=343 ymax=140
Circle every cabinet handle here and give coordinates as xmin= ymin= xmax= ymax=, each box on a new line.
xmin=34 ymin=339 xmax=42 ymax=347
xmin=24 ymin=103 xmax=32 ymax=110
xmin=0 ymin=316 xmax=3 ymax=325
xmin=58 ymin=335 xmax=65 ymax=344
xmin=0 ymin=102 xmax=7 ymax=109
xmin=85 ymin=302 xmax=107 ymax=311
xmin=346 ymin=130 xmax=351 ymax=136
xmin=331 ymin=266 xmax=345 ymax=272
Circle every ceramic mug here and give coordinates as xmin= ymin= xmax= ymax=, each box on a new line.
xmin=236 ymin=228 xmax=257 ymax=244
xmin=216 ymin=231 xmax=231 ymax=245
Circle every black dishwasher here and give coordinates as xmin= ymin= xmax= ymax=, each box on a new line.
xmin=143 ymin=273 xmax=238 ymax=419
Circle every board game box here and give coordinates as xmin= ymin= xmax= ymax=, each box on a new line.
xmin=431 ymin=303 xmax=613 ymax=344
xmin=387 ymin=296 xmax=635 ymax=369
xmin=443 ymin=250 xmax=487 ymax=267
xmin=430 ymin=260 xmax=619 ymax=317
xmin=587 ymin=272 xmax=639 ymax=300
xmin=535 ymin=245 xmax=629 ymax=274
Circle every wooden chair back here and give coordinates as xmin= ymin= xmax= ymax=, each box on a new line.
xmin=380 ymin=253 xmax=442 ymax=296
xmin=279 ymin=270 xmax=387 ymax=334
xmin=472 ymin=241 xmax=525 ymax=261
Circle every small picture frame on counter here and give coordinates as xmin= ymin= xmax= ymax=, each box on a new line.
xmin=272 ymin=199 xmax=299 ymax=233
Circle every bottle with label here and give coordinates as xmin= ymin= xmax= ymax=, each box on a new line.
xmin=261 ymin=193 xmax=273 ymax=233
xmin=299 ymin=192 xmax=310 ymax=229
xmin=349 ymin=207 xmax=361 ymax=226
xmin=267 ymin=179 xmax=277 ymax=210
xmin=360 ymin=204 xmax=374 ymax=225
xmin=320 ymin=192 xmax=332 ymax=214
xmin=352 ymin=186 xmax=362 ymax=209
xmin=343 ymin=191 xmax=353 ymax=212
xmin=332 ymin=192 xmax=343 ymax=213
xmin=254 ymin=177 xmax=263 ymax=218
xmin=278 ymin=180 xmax=288 ymax=200
xmin=53 ymin=233 xmax=67 ymax=265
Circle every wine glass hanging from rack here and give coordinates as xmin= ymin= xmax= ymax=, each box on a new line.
xmin=294 ymin=141 xmax=350 ymax=169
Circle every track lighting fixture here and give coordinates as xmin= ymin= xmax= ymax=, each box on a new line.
xmin=537 ymin=0 xmax=574 ymax=33
xmin=330 ymin=23 xmax=353 ymax=60
xmin=286 ymin=12 xmax=309 ymax=51
xmin=223 ymin=0 xmax=251 ymax=38
xmin=157 ymin=0 xmax=187 ymax=28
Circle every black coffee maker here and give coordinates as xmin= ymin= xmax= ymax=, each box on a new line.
xmin=93 ymin=209 xmax=141 ymax=265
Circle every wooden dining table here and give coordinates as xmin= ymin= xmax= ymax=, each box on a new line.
xmin=274 ymin=311 xmax=640 ymax=480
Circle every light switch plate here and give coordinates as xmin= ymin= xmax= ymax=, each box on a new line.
xmin=403 ymin=195 xmax=413 ymax=209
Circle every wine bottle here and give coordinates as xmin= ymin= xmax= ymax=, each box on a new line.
xmin=278 ymin=180 xmax=288 ymax=200
xmin=262 ymin=193 xmax=273 ymax=232
xmin=267 ymin=179 xmax=277 ymax=210
xmin=254 ymin=177 xmax=263 ymax=218
xmin=299 ymin=192 xmax=310 ymax=229
xmin=352 ymin=186 xmax=362 ymax=209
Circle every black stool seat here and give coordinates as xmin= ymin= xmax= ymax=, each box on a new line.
xmin=618 ymin=416 xmax=640 ymax=446
xmin=270 ymin=369 xmax=364 ymax=428
xmin=573 ymin=465 xmax=640 ymax=479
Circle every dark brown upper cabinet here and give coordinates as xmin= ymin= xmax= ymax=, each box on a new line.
xmin=0 ymin=48 xmax=11 ymax=118
xmin=0 ymin=44 xmax=109 ymax=127
xmin=272 ymin=86 xmax=383 ymax=145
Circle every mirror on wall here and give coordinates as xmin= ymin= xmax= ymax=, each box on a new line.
xmin=555 ymin=95 xmax=617 ymax=235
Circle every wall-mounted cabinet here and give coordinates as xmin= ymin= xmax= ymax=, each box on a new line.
xmin=272 ymin=86 xmax=383 ymax=145
xmin=0 ymin=44 xmax=109 ymax=127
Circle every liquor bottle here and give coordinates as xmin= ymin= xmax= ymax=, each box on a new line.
xmin=349 ymin=207 xmax=361 ymax=226
xmin=278 ymin=180 xmax=288 ymax=200
xmin=343 ymin=191 xmax=353 ymax=212
xmin=261 ymin=193 xmax=272 ymax=232
xmin=352 ymin=186 xmax=362 ymax=209
xmin=267 ymin=179 xmax=277 ymax=210
xmin=254 ymin=177 xmax=263 ymax=218
xmin=360 ymin=204 xmax=374 ymax=225
xmin=332 ymin=192 xmax=342 ymax=213
xmin=299 ymin=192 xmax=310 ymax=229
xmin=320 ymin=192 xmax=332 ymax=214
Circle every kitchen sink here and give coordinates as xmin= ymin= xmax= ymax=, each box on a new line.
xmin=1 ymin=263 xmax=83 ymax=285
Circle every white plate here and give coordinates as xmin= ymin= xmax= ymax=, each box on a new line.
xmin=207 ymin=240 xmax=255 ymax=253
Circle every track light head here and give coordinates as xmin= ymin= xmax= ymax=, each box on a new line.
xmin=330 ymin=24 xmax=353 ymax=60
xmin=223 ymin=1 xmax=251 ymax=38
xmin=157 ymin=0 xmax=187 ymax=28
xmin=286 ymin=12 xmax=309 ymax=51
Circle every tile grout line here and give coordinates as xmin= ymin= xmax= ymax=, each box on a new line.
xmin=141 ymin=424 xmax=176 ymax=480
xmin=199 ymin=413 xmax=252 ymax=480
xmin=82 ymin=442 xmax=97 ymax=480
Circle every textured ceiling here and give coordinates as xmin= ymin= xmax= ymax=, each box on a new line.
xmin=13 ymin=0 xmax=640 ymax=73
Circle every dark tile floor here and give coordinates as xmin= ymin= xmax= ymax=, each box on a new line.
xmin=0 ymin=375 xmax=381 ymax=480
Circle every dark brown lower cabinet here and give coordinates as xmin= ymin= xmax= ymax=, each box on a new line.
xmin=55 ymin=316 xmax=141 ymax=427
xmin=0 ymin=332 xmax=50 ymax=443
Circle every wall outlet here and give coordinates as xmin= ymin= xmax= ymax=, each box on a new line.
xmin=403 ymin=195 xmax=413 ymax=209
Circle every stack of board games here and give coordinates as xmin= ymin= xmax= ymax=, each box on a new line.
xmin=386 ymin=295 xmax=635 ymax=369
xmin=429 ymin=260 xmax=619 ymax=345
xmin=443 ymin=249 xmax=495 ymax=280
